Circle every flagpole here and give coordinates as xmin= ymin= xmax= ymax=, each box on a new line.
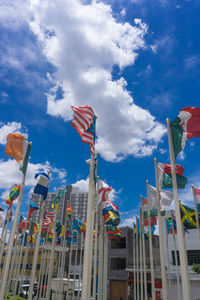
xmin=136 ymin=214 xmax=139 ymax=300
xmin=78 ymin=232 xmax=83 ymax=300
xmin=0 ymin=142 xmax=32 ymax=300
xmin=93 ymin=207 xmax=99 ymax=300
xmin=141 ymin=197 xmax=148 ymax=300
xmin=170 ymin=210 xmax=181 ymax=300
xmin=154 ymin=158 xmax=168 ymax=300
xmin=46 ymin=207 xmax=59 ymax=299
xmin=81 ymin=154 xmax=95 ymax=300
xmin=191 ymin=184 xmax=200 ymax=241
xmin=97 ymin=199 xmax=104 ymax=300
xmin=164 ymin=216 xmax=171 ymax=299
xmin=0 ymin=209 xmax=11 ymax=277
xmin=166 ymin=118 xmax=191 ymax=300
xmin=28 ymin=196 xmax=46 ymax=300
xmin=133 ymin=221 xmax=136 ymax=300
xmin=103 ymin=228 xmax=108 ymax=300
xmin=146 ymin=180 xmax=155 ymax=300
xmin=139 ymin=206 xmax=144 ymax=300
xmin=66 ymin=229 xmax=74 ymax=297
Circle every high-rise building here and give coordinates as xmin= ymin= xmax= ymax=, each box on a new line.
xmin=30 ymin=185 xmax=88 ymax=224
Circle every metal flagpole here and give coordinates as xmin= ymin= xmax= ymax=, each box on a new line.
xmin=103 ymin=228 xmax=108 ymax=300
xmin=136 ymin=215 xmax=139 ymax=300
xmin=141 ymin=197 xmax=148 ymax=300
xmin=81 ymin=154 xmax=95 ymax=300
xmin=78 ymin=232 xmax=83 ymax=300
xmin=166 ymin=119 xmax=191 ymax=300
xmin=66 ymin=229 xmax=74 ymax=298
xmin=191 ymin=184 xmax=200 ymax=241
xmin=13 ymin=198 xmax=32 ymax=297
xmin=28 ymin=197 xmax=46 ymax=300
xmin=0 ymin=209 xmax=11 ymax=277
xmin=146 ymin=180 xmax=155 ymax=300
xmin=164 ymin=216 xmax=171 ymax=299
xmin=154 ymin=158 xmax=168 ymax=300
xmin=170 ymin=210 xmax=181 ymax=300
xmin=97 ymin=199 xmax=104 ymax=300
xmin=0 ymin=142 xmax=32 ymax=300
xmin=72 ymin=231 xmax=79 ymax=300
xmin=133 ymin=221 xmax=137 ymax=300
xmin=36 ymin=241 xmax=45 ymax=299
xmin=93 ymin=209 xmax=99 ymax=300
xmin=46 ymin=208 xmax=59 ymax=299
xmin=139 ymin=206 xmax=144 ymax=300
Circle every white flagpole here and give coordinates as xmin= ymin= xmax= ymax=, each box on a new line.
xmin=103 ymin=228 xmax=108 ymax=300
xmin=166 ymin=119 xmax=191 ymax=300
xmin=97 ymin=199 xmax=104 ymax=300
xmin=46 ymin=208 xmax=59 ymax=299
xmin=93 ymin=208 xmax=99 ymax=300
xmin=136 ymin=214 xmax=139 ymax=300
xmin=0 ymin=142 xmax=32 ymax=300
xmin=81 ymin=154 xmax=95 ymax=300
xmin=141 ymin=197 xmax=148 ymax=300
xmin=164 ymin=216 xmax=171 ymax=299
xmin=170 ymin=210 xmax=181 ymax=300
xmin=78 ymin=232 xmax=83 ymax=300
xmin=66 ymin=229 xmax=74 ymax=297
xmin=191 ymin=184 xmax=200 ymax=241
xmin=28 ymin=197 xmax=45 ymax=300
xmin=133 ymin=221 xmax=136 ymax=300
xmin=146 ymin=180 xmax=155 ymax=300
xmin=72 ymin=231 xmax=79 ymax=300
xmin=0 ymin=209 xmax=11 ymax=276
xmin=154 ymin=158 xmax=168 ymax=300
xmin=139 ymin=206 xmax=144 ymax=300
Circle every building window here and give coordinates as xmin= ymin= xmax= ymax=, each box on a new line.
xmin=111 ymin=237 xmax=126 ymax=249
xmin=110 ymin=258 xmax=126 ymax=270
xmin=172 ymin=250 xmax=200 ymax=265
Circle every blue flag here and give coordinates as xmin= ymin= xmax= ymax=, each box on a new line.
xmin=34 ymin=172 xmax=49 ymax=200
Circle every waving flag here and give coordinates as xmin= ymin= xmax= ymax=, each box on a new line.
xmin=28 ymin=201 xmax=39 ymax=219
xmin=180 ymin=203 xmax=200 ymax=229
xmin=52 ymin=189 xmax=68 ymax=209
xmin=34 ymin=172 xmax=49 ymax=200
xmin=66 ymin=204 xmax=73 ymax=221
xmin=158 ymin=163 xmax=188 ymax=189
xmin=6 ymin=184 xmax=21 ymax=207
xmin=148 ymin=184 xmax=173 ymax=211
xmin=170 ymin=106 xmax=200 ymax=159
xmin=0 ymin=207 xmax=4 ymax=212
xmin=99 ymin=180 xmax=112 ymax=202
xmin=194 ymin=187 xmax=200 ymax=212
xmin=5 ymin=133 xmax=31 ymax=174
xmin=71 ymin=105 xmax=96 ymax=154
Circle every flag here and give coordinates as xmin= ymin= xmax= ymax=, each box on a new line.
xmin=71 ymin=105 xmax=96 ymax=154
xmin=80 ymin=221 xmax=86 ymax=233
xmin=143 ymin=208 xmax=165 ymax=226
xmin=6 ymin=184 xmax=21 ymax=207
xmin=33 ymin=172 xmax=49 ymax=200
xmin=158 ymin=163 xmax=188 ymax=189
xmin=5 ymin=133 xmax=31 ymax=174
xmin=170 ymin=106 xmax=200 ymax=159
xmin=52 ymin=189 xmax=68 ymax=209
xmin=0 ymin=206 xmax=4 ymax=212
xmin=104 ymin=210 xmax=120 ymax=227
xmin=28 ymin=201 xmax=39 ymax=219
xmin=194 ymin=187 xmax=200 ymax=212
xmin=180 ymin=203 xmax=200 ymax=229
xmin=103 ymin=199 xmax=118 ymax=211
xmin=99 ymin=180 xmax=112 ymax=202
xmin=167 ymin=215 xmax=189 ymax=234
xmin=148 ymin=184 xmax=173 ymax=211
xmin=146 ymin=225 xmax=156 ymax=237
xmin=66 ymin=204 xmax=73 ymax=221
xmin=73 ymin=217 xmax=83 ymax=231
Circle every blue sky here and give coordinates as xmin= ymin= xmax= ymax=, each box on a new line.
xmin=0 ymin=0 xmax=200 ymax=226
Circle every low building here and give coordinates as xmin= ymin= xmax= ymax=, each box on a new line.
xmin=108 ymin=226 xmax=162 ymax=300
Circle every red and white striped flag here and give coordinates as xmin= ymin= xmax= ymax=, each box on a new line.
xmin=71 ymin=105 xmax=96 ymax=154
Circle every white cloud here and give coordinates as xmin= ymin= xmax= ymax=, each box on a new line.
xmin=0 ymin=122 xmax=28 ymax=145
xmin=150 ymin=35 xmax=174 ymax=54
xmin=179 ymin=172 xmax=200 ymax=207
xmin=0 ymin=159 xmax=67 ymax=199
xmin=120 ymin=216 xmax=136 ymax=227
xmin=28 ymin=0 xmax=166 ymax=162
xmin=72 ymin=178 xmax=89 ymax=192
xmin=184 ymin=55 xmax=200 ymax=71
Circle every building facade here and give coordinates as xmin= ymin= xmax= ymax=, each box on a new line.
xmin=108 ymin=226 xmax=162 ymax=300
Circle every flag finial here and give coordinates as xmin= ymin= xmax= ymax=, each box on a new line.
xmin=146 ymin=180 xmax=149 ymax=183
xmin=154 ymin=157 xmax=157 ymax=162
xmin=166 ymin=118 xmax=170 ymax=124
xmin=191 ymin=184 xmax=194 ymax=188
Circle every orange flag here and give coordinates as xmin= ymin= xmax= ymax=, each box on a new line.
xmin=5 ymin=133 xmax=28 ymax=162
